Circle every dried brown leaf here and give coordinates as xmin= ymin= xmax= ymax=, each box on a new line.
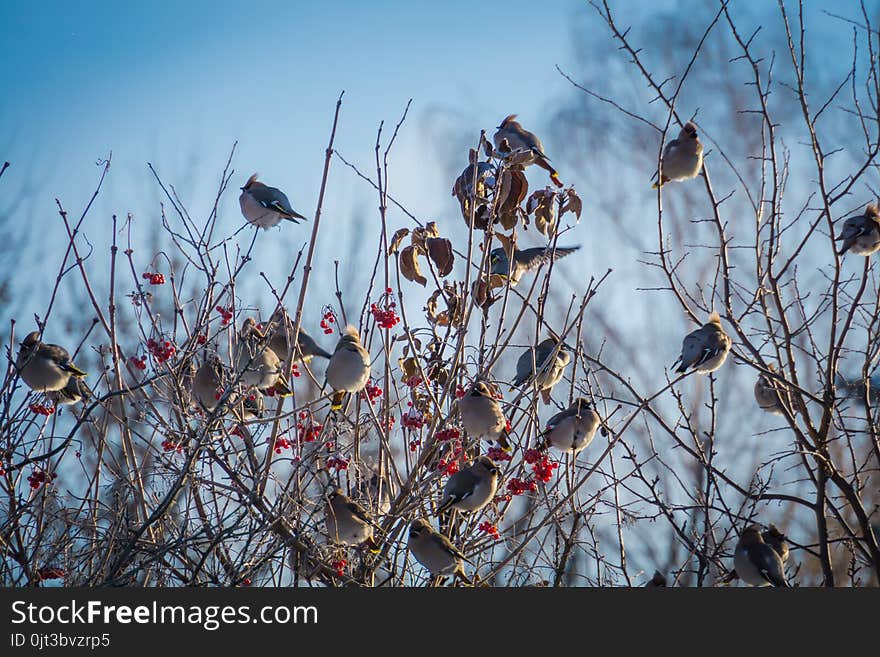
xmin=426 ymin=237 xmax=454 ymax=277
xmin=400 ymin=245 xmax=427 ymax=286
xmin=388 ymin=228 xmax=410 ymax=255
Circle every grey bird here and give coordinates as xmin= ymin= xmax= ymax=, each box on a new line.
xmin=512 ymin=337 xmax=572 ymax=404
xmin=47 ymin=376 xmax=92 ymax=406
xmin=324 ymin=488 xmax=380 ymax=551
xmin=490 ymin=245 xmax=580 ymax=287
xmin=239 ymin=173 xmax=307 ymax=229
xmin=836 ymin=204 xmax=880 ymax=256
xmin=408 ymin=519 xmax=472 ymax=584
xmin=493 ymin=114 xmax=563 ymax=188
xmin=16 ymin=331 xmax=88 ymax=393
xmin=754 ymin=364 xmax=789 ymax=415
xmin=266 ymin=308 xmax=332 ymax=364
xmin=234 ymin=318 xmax=291 ymax=395
xmin=540 ymin=397 xmax=601 ymax=455
xmin=325 ymin=325 xmax=371 ymax=411
xmin=652 ymin=121 xmax=703 ymax=188
xmin=733 ymin=525 xmax=788 ymax=587
xmin=762 ymin=525 xmax=790 ymax=564
xmin=436 ymin=456 xmax=500 ymax=514
xmin=673 ymin=313 xmax=731 ymax=374
xmin=644 ymin=571 xmax=668 ymax=588
xmin=192 ymin=354 xmax=227 ymax=412
xmin=459 ymin=381 xmax=511 ymax=451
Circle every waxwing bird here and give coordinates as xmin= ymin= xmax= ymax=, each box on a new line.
xmin=47 ymin=376 xmax=92 ymax=406
xmin=836 ymin=204 xmax=880 ymax=256
xmin=192 ymin=354 xmax=227 ymax=412
xmin=644 ymin=571 xmax=668 ymax=588
xmin=493 ymin=114 xmax=563 ymax=188
xmin=540 ymin=397 xmax=601 ymax=455
xmin=267 ymin=308 xmax=332 ymax=364
xmin=490 ymin=245 xmax=580 ymax=287
xmin=437 ymin=456 xmax=500 ymax=514
xmin=408 ymin=519 xmax=472 ymax=584
xmin=459 ymin=381 xmax=510 ymax=451
xmin=733 ymin=524 xmax=788 ymax=587
xmin=762 ymin=525 xmax=790 ymax=564
xmin=325 ymin=325 xmax=371 ymax=411
xmin=239 ymin=173 xmax=307 ymax=229
xmin=754 ymin=364 xmax=789 ymax=415
xmin=652 ymin=121 xmax=703 ymax=188
xmin=16 ymin=331 xmax=88 ymax=393
xmin=512 ymin=337 xmax=572 ymax=404
xmin=673 ymin=313 xmax=731 ymax=374
xmin=324 ymin=488 xmax=380 ymax=551
xmin=234 ymin=318 xmax=291 ymax=396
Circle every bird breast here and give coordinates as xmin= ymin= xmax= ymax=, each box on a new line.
xmin=326 ymin=347 xmax=370 ymax=393
xmin=240 ymin=191 xmax=282 ymax=228
xmin=19 ymin=354 xmax=69 ymax=392
xmin=460 ymin=395 xmax=504 ymax=438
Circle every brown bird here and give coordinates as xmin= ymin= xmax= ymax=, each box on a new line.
xmin=408 ymin=519 xmax=472 ymax=584
xmin=324 ymin=488 xmax=380 ymax=552
xmin=436 ymin=456 xmax=500 ymax=514
xmin=493 ymin=114 xmax=563 ymax=188
xmin=458 ymin=381 xmax=511 ymax=451
xmin=16 ymin=331 xmax=87 ymax=393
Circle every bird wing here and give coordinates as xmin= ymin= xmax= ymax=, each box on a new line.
xmin=343 ymin=499 xmax=375 ymax=525
xmin=513 ymin=348 xmax=536 ymax=386
xmin=430 ymin=532 xmax=471 ymax=564
xmin=441 ymin=469 xmax=478 ymax=508
xmin=251 ymin=185 xmax=306 ymax=220
xmin=545 ymin=404 xmax=576 ymax=431
xmin=516 ymin=246 xmax=580 ymax=273
xmin=748 ymin=544 xmax=787 ymax=587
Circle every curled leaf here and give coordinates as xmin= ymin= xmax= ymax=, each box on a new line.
xmin=426 ymin=238 xmax=454 ymax=277
xmin=400 ymin=245 xmax=427 ymax=286
xmin=561 ymin=187 xmax=582 ymax=222
xmin=527 ymin=188 xmax=558 ymax=237
xmin=411 ymin=222 xmax=440 ymax=251
xmin=496 ymin=168 xmax=528 ymax=230
xmin=389 ymin=228 xmax=410 ymax=255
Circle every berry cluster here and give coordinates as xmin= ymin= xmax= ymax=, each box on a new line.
xmin=28 ymin=403 xmax=55 ymax=416
xmin=229 ymin=424 xmax=246 ymax=438
xmin=296 ymin=412 xmax=323 ymax=444
xmin=27 ymin=469 xmax=54 ymax=490
xmin=455 ymin=384 xmax=467 ymax=399
xmin=434 ymin=427 xmax=461 ymax=442
xmin=362 ymin=380 xmax=383 ymax=404
xmin=142 ymin=271 xmax=166 ymax=285
xmin=290 ymin=362 xmax=301 ymax=378
xmin=216 ymin=306 xmax=234 ymax=326
xmin=478 ymin=521 xmax=501 ymax=540
xmin=161 ymin=439 xmax=184 ymax=454
xmin=507 ymin=478 xmax=538 ymax=496
xmin=269 ymin=435 xmax=293 ymax=454
xmin=524 ymin=448 xmax=558 ymax=482
xmin=401 ymin=406 xmax=425 ymax=431
xmin=325 ymin=456 xmax=349 ymax=471
xmin=146 ymin=338 xmax=176 ymax=363
xmin=409 ymin=439 xmax=421 ymax=452
xmin=196 ymin=333 xmax=208 ymax=345
xmin=371 ymin=290 xmax=400 ymax=329
xmin=436 ymin=458 xmax=460 ymax=476
xmin=0 ymin=461 xmax=6 ymax=476
xmin=331 ymin=559 xmax=346 ymax=577
xmin=130 ymin=355 xmax=148 ymax=370
xmin=36 ymin=566 xmax=65 ymax=581
xmin=485 ymin=447 xmax=512 ymax=462
xmin=405 ymin=374 xmax=425 ymax=388
xmin=320 ymin=308 xmax=336 ymax=335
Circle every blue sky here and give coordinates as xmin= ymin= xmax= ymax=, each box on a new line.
xmin=0 ymin=0 xmax=584 ymax=326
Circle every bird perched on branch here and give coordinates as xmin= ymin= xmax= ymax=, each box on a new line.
xmin=835 ymin=204 xmax=880 ymax=256
xmin=16 ymin=331 xmax=88 ymax=393
xmin=762 ymin=524 xmax=790 ymax=565
xmin=408 ymin=519 xmax=472 ymax=585
xmin=436 ymin=456 xmax=500 ymax=514
xmin=512 ymin=336 xmax=572 ymax=404
xmin=459 ymin=381 xmax=510 ymax=451
xmin=540 ymin=397 xmax=601 ymax=455
xmin=326 ymin=325 xmax=371 ymax=411
xmin=673 ymin=313 xmax=731 ymax=374
xmin=192 ymin=354 xmax=227 ymax=412
xmin=234 ymin=318 xmax=291 ymax=396
xmin=733 ymin=524 xmax=788 ymax=587
xmin=324 ymin=488 xmax=380 ymax=552
xmin=493 ymin=114 xmax=563 ymax=188
xmin=266 ymin=308 xmax=332 ymax=364
xmin=47 ymin=376 xmax=92 ymax=406
xmin=652 ymin=121 xmax=703 ymax=188
xmin=644 ymin=571 xmax=668 ymax=588
xmin=489 ymin=245 xmax=579 ymax=287
xmin=754 ymin=364 xmax=790 ymax=415
xmin=239 ymin=173 xmax=307 ymax=229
